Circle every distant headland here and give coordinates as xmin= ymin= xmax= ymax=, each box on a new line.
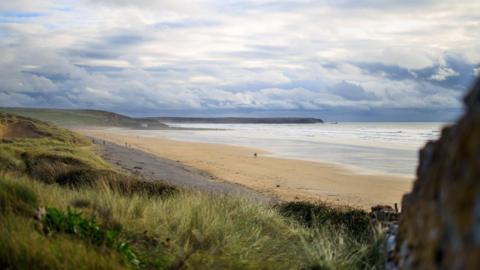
xmin=150 ymin=117 xmax=324 ymax=124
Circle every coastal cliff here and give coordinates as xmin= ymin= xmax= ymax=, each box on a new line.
xmin=395 ymin=78 xmax=480 ymax=269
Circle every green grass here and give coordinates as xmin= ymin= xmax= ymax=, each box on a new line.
xmin=0 ymin=174 xmax=383 ymax=269
xmin=0 ymin=113 xmax=174 ymax=195
xmin=0 ymin=179 xmax=38 ymax=215
xmin=0 ymin=112 xmax=384 ymax=269
xmin=0 ymin=213 xmax=126 ymax=270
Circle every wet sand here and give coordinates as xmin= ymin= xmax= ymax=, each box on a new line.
xmin=81 ymin=128 xmax=413 ymax=210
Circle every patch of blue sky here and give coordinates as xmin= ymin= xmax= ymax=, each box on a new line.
xmin=53 ymin=6 xmax=74 ymax=12
xmin=0 ymin=11 xmax=44 ymax=24
xmin=153 ymin=19 xmax=220 ymax=29
xmin=0 ymin=11 xmax=44 ymax=18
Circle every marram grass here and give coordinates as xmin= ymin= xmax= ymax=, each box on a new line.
xmin=0 ymin=173 xmax=382 ymax=269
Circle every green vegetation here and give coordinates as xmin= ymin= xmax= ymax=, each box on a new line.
xmin=0 ymin=108 xmax=168 ymax=129
xmin=278 ymin=201 xmax=372 ymax=240
xmin=0 ymin=112 xmax=88 ymax=143
xmin=0 ymin=112 xmax=384 ymax=269
xmin=42 ymin=207 xmax=140 ymax=266
xmin=0 ymin=112 xmax=174 ymax=195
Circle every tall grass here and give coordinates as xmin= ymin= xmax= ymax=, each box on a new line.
xmin=0 ymin=173 xmax=382 ymax=269
xmin=0 ymin=213 xmax=126 ymax=270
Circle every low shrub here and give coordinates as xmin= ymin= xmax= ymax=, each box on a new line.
xmin=24 ymin=154 xmax=89 ymax=184
xmin=108 ymin=176 xmax=177 ymax=197
xmin=56 ymin=168 xmax=112 ymax=186
xmin=57 ymin=168 xmax=176 ymax=197
xmin=277 ymin=201 xmax=372 ymax=240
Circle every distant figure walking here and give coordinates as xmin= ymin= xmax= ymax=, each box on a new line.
xmin=253 ymin=153 xmax=258 ymax=158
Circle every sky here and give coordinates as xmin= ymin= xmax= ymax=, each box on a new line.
xmin=0 ymin=0 xmax=479 ymax=121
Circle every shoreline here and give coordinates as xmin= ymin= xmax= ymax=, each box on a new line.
xmin=117 ymin=123 xmax=432 ymax=177
xmin=121 ymin=127 xmax=415 ymax=178
xmin=79 ymin=128 xmax=413 ymax=210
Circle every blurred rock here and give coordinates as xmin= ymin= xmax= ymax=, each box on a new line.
xmin=371 ymin=205 xmax=399 ymax=223
xmin=396 ymin=78 xmax=480 ymax=270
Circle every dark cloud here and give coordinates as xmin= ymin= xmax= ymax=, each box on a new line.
xmin=356 ymin=62 xmax=415 ymax=80
xmin=330 ymin=81 xmax=378 ymax=101
xmin=105 ymin=33 xmax=145 ymax=46
xmin=357 ymin=56 xmax=477 ymax=92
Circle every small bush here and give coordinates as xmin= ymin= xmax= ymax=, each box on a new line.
xmin=57 ymin=168 xmax=176 ymax=197
xmin=70 ymin=198 xmax=91 ymax=208
xmin=24 ymin=154 xmax=89 ymax=184
xmin=0 ymin=180 xmax=37 ymax=215
xmin=56 ymin=168 xmax=110 ymax=187
xmin=277 ymin=201 xmax=372 ymax=240
xmin=108 ymin=177 xmax=177 ymax=197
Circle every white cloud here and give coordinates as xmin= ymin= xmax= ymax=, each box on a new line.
xmin=0 ymin=0 xmax=478 ymax=118
xmin=430 ymin=66 xmax=459 ymax=81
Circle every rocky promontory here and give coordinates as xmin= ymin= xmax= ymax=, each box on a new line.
xmin=394 ymin=78 xmax=480 ymax=269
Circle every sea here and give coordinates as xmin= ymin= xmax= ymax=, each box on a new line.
xmin=118 ymin=122 xmax=447 ymax=178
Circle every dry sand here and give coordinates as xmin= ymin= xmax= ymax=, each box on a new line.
xmin=81 ymin=128 xmax=413 ymax=210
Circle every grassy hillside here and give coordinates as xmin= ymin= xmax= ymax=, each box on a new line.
xmin=0 ymin=108 xmax=168 ymax=129
xmin=0 ymin=112 xmax=383 ymax=269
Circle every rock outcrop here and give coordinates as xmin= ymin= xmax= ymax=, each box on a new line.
xmin=395 ymin=78 xmax=480 ymax=269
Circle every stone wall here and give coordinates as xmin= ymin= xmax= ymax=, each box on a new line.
xmin=396 ymin=78 xmax=480 ymax=269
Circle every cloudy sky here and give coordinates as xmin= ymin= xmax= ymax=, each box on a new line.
xmin=1 ymin=0 xmax=479 ymax=121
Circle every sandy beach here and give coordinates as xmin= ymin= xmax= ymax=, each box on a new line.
xmin=81 ymin=128 xmax=413 ymax=210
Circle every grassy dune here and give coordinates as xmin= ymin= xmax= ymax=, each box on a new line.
xmin=0 ymin=112 xmax=383 ymax=269
xmin=0 ymin=108 xmax=167 ymax=129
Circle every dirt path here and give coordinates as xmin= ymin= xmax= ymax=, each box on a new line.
xmin=91 ymin=138 xmax=276 ymax=204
